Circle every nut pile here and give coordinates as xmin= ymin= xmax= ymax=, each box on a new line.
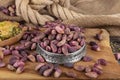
xmin=73 ymin=58 xmax=107 ymax=79
xmin=0 ymin=26 xmax=45 ymax=73
xmin=35 ymin=63 xmax=62 ymax=78
xmin=39 ymin=21 xmax=85 ymax=55
xmin=0 ymin=5 xmax=16 ymax=16
xmin=0 ymin=21 xmax=111 ymax=79
xmin=34 ymin=58 xmax=107 ymax=79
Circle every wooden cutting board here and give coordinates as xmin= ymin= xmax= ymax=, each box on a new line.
xmin=0 ymin=28 xmax=120 ymax=79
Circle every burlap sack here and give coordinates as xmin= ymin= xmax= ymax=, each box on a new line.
xmin=0 ymin=0 xmax=22 ymax=21
xmin=64 ymin=0 xmax=120 ymax=36
xmin=0 ymin=0 xmax=120 ymax=36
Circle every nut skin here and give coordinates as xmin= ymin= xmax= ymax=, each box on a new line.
xmin=73 ymin=32 xmax=79 ymax=40
xmin=43 ymin=65 xmax=54 ymax=77
xmin=7 ymin=64 xmax=16 ymax=71
xmin=48 ymin=34 xmax=55 ymax=40
xmin=56 ymin=34 xmax=62 ymax=41
xmin=16 ymin=65 xmax=25 ymax=74
xmin=65 ymin=71 xmax=77 ymax=78
xmin=74 ymin=65 xmax=85 ymax=72
xmin=3 ymin=49 xmax=11 ymax=56
xmin=54 ymin=68 xmax=62 ymax=78
xmin=62 ymin=45 xmax=69 ymax=55
xmin=97 ymin=59 xmax=107 ymax=66
xmin=57 ymin=47 xmax=62 ymax=54
xmin=69 ymin=41 xmax=79 ymax=46
xmin=9 ymin=56 xmax=19 ymax=65
xmin=51 ymin=29 xmax=57 ymax=35
xmin=45 ymin=46 xmax=51 ymax=52
xmin=93 ymin=63 xmax=103 ymax=70
xmin=91 ymin=45 xmax=101 ymax=51
xmin=94 ymin=30 xmax=103 ymax=41
xmin=50 ymin=42 xmax=57 ymax=53
xmin=36 ymin=55 xmax=45 ymax=63
xmin=65 ymin=27 xmax=71 ymax=35
xmin=55 ymin=25 xmax=64 ymax=34
xmin=92 ymin=67 xmax=103 ymax=75
xmin=80 ymin=38 xmax=85 ymax=46
xmin=85 ymin=66 xmax=92 ymax=73
xmin=67 ymin=32 xmax=74 ymax=41
xmin=82 ymin=56 xmax=92 ymax=62
xmin=31 ymin=43 xmax=37 ymax=50
xmin=12 ymin=50 xmax=22 ymax=58
xmin=85 ymin=72 xmax=98 ymax=79
xmin=35 ymin=63 xmax=46 ymax=71
xmin=27 ymin=55 xmax=36 ymax=62
xmin=57 ymin=35 xmax=67 ymax=47
xmin=13 ymin=60 xmax=25 ymax=68
xmin=38 ymin=64 xmax=50 ymax=75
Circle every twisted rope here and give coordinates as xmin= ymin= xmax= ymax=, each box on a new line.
xmin=2 ymin=0 xmax=120 ymax=30
xmin=15 ymin=0 xmax=83 ymax=25
xmin=15 ymin=0 xmax=55 ymax=25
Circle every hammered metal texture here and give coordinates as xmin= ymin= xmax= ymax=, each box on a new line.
xmin=36 ymin=44 xmax=86 ymax=64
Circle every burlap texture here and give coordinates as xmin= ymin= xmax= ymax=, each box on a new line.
xmin=0 ymin=0 xmax=120 ymax=36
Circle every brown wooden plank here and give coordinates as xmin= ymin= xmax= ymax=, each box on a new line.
xmin=0 ymin=28 xmax=120 ymax=79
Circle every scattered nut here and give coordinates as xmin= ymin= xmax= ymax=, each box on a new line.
xmin=74 ymin=65 xmax=85 ymax=72
xmin=12 ymin=50 xmax=22 ymax=58
xmin=54 ymin=68 xmax=62 ymax=78
xmin=38 ymin=64 xmax=50 ymax=75
xmin=92 ymin=67 xmax=103 ymax=75
xmin=85 ymin=72 xmax=98 ymax=79
xmin=3 ymin=49 xmax=11 ymax=56
xmin=9 ymin=56 xmax=19 ymax=65
xmin=91 ymin=45 xmax=101 ymax=51
xmin=94 ymin=30 xmax=103 ymax=41
xmin=65 ymin=71 xmax=78 ymax=78
xmin=16 ymin=65 xmax=25 ymax=74
xmin=85 ymin=66 xmax=92 ymax=73
xmin=93 ymin=63 xmax=103 ymax=70
xmin=43 ymin=66 xmax=54 ymax=77
xmin=82 ymin=56 xmax=92 ymax=62
xmin=7 ymin=64 xmax=16 ymax=71
xmin=27 ymin=55 xmax=36 ymax=62
xmin=97 ymin=59 xmax=107 ymax=66
xmin=36 ymin=55 xmax=45 ymax=62
xmin=35 ymin=63 xmax=46 ymax=71
xmin=13 ymin=60 xmax=25 ymax=68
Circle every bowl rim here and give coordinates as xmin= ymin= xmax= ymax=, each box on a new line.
xmin=37 ymin=43 xmax=86 ymax=56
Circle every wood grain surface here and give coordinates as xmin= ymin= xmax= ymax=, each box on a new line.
xmin=0 ymin=28 xmax=120 ymax=80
